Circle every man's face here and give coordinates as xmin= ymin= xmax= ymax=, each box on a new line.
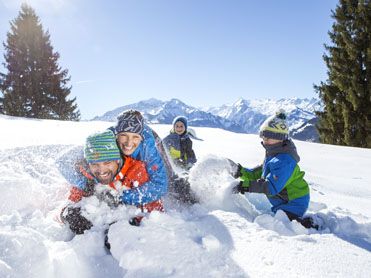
xmin=174 ymin=121 xmax=185 ymax=135
xmin=116 ymin=132 xmax=143 ymax=156
xmin=88 ymin=160 xmax=120 ymax=184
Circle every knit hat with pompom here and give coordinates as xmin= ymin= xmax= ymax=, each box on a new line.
xmin=259 ymin=109 xmax=289 ymax=140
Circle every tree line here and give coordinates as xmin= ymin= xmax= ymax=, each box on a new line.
xmin=0 ymin=1 xmax=370 ymax=147
xmin=315 ymin=0 xmax=370 ymax=148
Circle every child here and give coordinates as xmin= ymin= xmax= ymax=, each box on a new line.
xmin=233 ymin=110 xmax=317 ymax=229
xmin=163 ymin=116 xmax=197 ymax=170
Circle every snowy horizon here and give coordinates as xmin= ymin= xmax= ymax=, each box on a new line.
xmin=0 ymin=114 xmax=370 ymax=277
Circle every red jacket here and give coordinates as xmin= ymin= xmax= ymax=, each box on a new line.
xmin=68 ymin=156 xmax=164 ymax=213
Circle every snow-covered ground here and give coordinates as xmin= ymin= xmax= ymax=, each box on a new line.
xmin=0 ymin=115 xmax=370 ymax=278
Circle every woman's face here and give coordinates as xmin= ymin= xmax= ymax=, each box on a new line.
xmin=116 ymin=132 xmax=143 ymax=156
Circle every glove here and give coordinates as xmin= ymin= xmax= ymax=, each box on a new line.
xmin=185 ymin=163 xmax=194 ymax=170
xmin=96 ymin=190 xmax=122 ymax=208
xmin=61 ymin=207 xmax=93 ymax=234
xmin=232 ymin=180 xmax=250 ymax=194
xmin=175 ymin=158 xmax=186 ymax=167
xmin=129 ymin=216 xmax=144 ymax=226
xmin=232 ymin=163 xmax=243 ymax=179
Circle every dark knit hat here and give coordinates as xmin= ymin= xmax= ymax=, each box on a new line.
xmin=115 ymin=109 xmax=144 ymax=135
xmin=172 ymin=116 xmax=188 ymax=130
xmin=259 ymin=109 xmax=289 ymax=140
xmin=84 ymin=130 xmax=121 ymax=163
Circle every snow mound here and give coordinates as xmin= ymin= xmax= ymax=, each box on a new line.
xmin=0 ymin=142 xmax=370 ymax=277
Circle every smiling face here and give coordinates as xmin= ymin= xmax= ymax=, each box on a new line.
xmin=174 ymin=121 xmax=186 ymax=135
xmin=116 ymin=132 xmax=143 ymax=156
xmin=88 ymin=160 xmax=120 ymax=184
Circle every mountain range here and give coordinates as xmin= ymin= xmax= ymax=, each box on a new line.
xmin=93 ymin=97 xmax=322 ymax=142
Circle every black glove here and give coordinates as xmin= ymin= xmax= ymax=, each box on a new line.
xmin=174 ymin=158 xmax=186 ymax=168
xmin=61 ymin=207 xmax=93 ymax=234
xmin=232 ymin=180 xmax=250 ymax=194
xmin=232 ymin=163 xmax=243 ymax=179
xmin=129 ymin=216 xmax=143 ymax=226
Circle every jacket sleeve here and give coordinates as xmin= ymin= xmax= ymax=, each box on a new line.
xmin=55 ymin=146 xmax=89 ymax=190
xmin=240 ymin=165 xmax=262 ymax=181
xmin=121 ymin=130 xmax=168 ymax=206
xmin=163 ymin=134 xmax=180 ymax=160
xmin=249 ymin=154 xmax=296 ymax=196
xmin=185 ymin=138 xmax=197 ymax=164
xmin=163 ymin=134 xmax=171 ymax=149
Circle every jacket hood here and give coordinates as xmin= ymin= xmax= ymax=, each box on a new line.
xmin=262 ymin=139 xmax=300 ymax=162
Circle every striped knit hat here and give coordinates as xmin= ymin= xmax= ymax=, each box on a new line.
xmin=84 ymin=130 xmax=121 ymax=163
xmin=259 ymin=109 xmax=289 ymax=141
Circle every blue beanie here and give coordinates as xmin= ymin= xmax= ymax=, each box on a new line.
xmin=172 ymin=116 xmax=188 ymax=130
xmin=84 ymin=130 xmax=121 ymax=163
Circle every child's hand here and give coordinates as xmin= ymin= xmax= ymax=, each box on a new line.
xmin=232 ymin=180 xmax=250 ymax=194
xmin=236 ymin=163 xmax=243 ymax=178
xmin=185 ymin=163 xmax=193 ymax=170
xmin=231 ymin=163 xmax=243 ymax=179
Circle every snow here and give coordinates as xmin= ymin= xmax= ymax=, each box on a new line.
xmin=0 ymin=114 xmax=371 ymax=277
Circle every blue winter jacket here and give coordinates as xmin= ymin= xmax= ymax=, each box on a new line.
xmin=243 ymin=140 xmax=310 ymax=217
xmin=119 ymin=124 xmax=168 ymax=205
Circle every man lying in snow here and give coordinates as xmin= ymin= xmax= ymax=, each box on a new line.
xmin=232 ymin=110 xmax=318 ymax=230
xmin=60 ymin=130 xmax=164 ymax=235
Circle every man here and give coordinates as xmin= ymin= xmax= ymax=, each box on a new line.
xmin=61 ymin=130 xmax=163 ymax=235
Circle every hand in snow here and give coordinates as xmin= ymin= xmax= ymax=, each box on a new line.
xmin=232 ymin=163 xmax=243 ymax=179
xmin=232 ymin=180 xmax=250 ymax=194
xmin=97 ymin=190 xmax=122 ymax=208
xmin=185 ymin=163 xmax=193 ymax=170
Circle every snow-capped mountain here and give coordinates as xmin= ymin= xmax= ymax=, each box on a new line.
xmin=207 ymin=98 xmax=322 ymax=141
xmin=93 ymin=97 xmax=321 ymax=141
xmin=93 ymin=98 xmax=243 ymax=133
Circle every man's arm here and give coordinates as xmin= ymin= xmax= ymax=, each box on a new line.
xmin=56 ymin=146 xmax=89 ymax=190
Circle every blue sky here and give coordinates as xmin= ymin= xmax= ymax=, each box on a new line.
xmin=0 ymin=0 xmax=338 ymax=119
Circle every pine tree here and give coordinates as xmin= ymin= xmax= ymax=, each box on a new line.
xmin=0 ymin=4 xmax=80 ymax=120
xmin=315 ymin=0 xmax=370 ymax=148
xmin=0 ymin=95 xmax=3 ymax=114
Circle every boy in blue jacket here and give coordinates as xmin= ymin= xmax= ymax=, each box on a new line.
xmin=233 ymin=110 xmax=318 ymax=229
